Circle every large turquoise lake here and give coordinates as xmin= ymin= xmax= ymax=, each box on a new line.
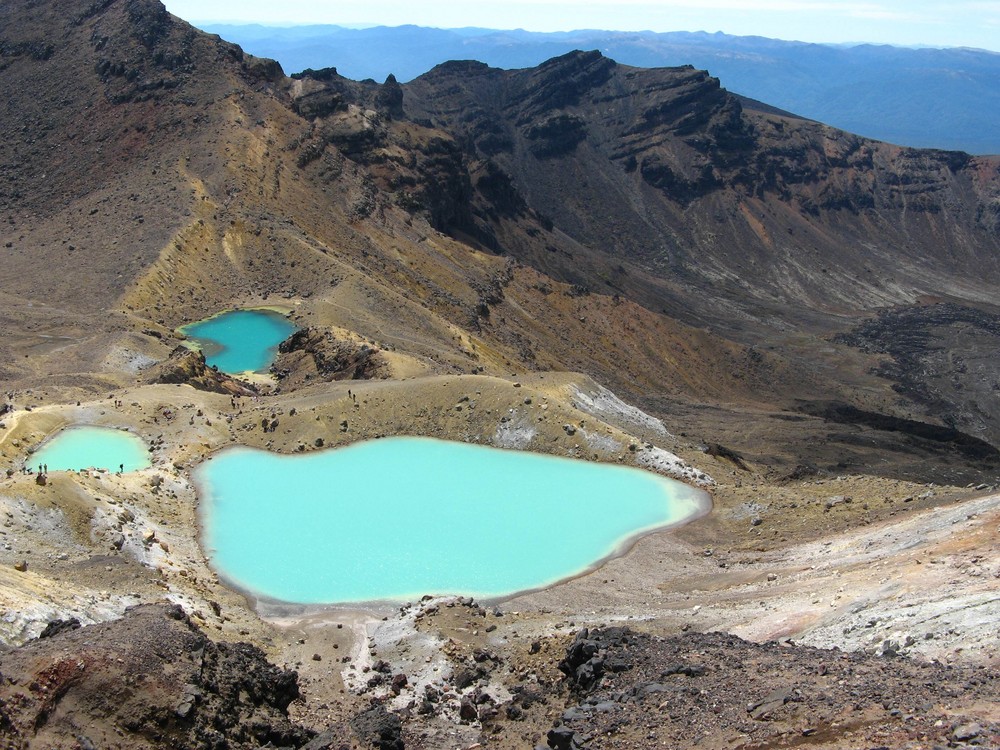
xmin=195 ymin=437 xmax=705 ymax=604
xmin=179 ymin=309 xmax=297 ymax=374
xmin=31 ymin=426 xmax=150 ymax=472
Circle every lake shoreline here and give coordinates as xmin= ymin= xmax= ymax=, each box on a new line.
xmin=195 ymin=436 xmax=710 ymax=606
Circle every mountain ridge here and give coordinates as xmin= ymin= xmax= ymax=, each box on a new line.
xmin=199 ymin=22 xmax=1000 ymax=154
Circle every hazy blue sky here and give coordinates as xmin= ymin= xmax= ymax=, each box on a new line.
xmin=162 ymin=1 xmax=1000 ymax=52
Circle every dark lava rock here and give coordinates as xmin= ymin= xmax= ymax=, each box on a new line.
xmin=459 ymin=696 xmax=478 ymax=721
xmin=953 ymin=722 xmax=983 ymax=741
xmin=452 ymin=666 xmax=481 ymax=690
xmin=390 ymin=672 xmax=408 ymax=695
xmin=350 ymin=705 xmax=404 ymax=750
xmin=0 ymin=604 xmax=309 ymax=749
xmin=37 ymin=617 xmax=81 ymax=639
xmin=558 ymin=627 xmax=633 ymax=691
xmin=547 ymin=726 xmax=581 ymax=749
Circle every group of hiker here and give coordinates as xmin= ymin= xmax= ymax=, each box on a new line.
xmin=10 ymin=462 xmax=126 ymax=477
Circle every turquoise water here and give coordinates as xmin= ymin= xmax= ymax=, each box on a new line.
xmin=195 ymin=437 xmax=705 ymax=604
xmin=31 ymin=426 xmax=151 ymax=472
xmin=179 ymin=309 xmax=297 ymax=374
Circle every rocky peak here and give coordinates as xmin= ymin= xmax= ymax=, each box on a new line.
xmin=124 ymin=0 xmax=172 ymax=49
xmin=520 ymin=49 xmax=616 ymax=115
xmin=422 ymin=58 xmax=494 ymax=80
xmin=289 ymin=67 xmax=406 ymax=122
xmin=377 ymin=72 xmax=405 ymax=119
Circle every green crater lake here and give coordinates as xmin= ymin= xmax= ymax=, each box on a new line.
xmin=195 ymin=437 xmax=706 ymax=604
xmin=31 ymin=426 xmax=151 ymax=472
xmin=179 ymin=309 xmax=297 ymax=374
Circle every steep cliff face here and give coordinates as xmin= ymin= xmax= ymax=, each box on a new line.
xmin=397 ymin=49 xmax=1000 ymax=446
xmin=402 ymin=51 xmax=1000 ymax=336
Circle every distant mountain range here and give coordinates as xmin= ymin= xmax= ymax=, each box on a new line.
xmin=200 ymin=24 xmax=1000 ymax=155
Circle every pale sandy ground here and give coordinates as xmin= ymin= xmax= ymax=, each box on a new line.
xmin=283 ymin=489 xmax=997 ymax=707
xmin=508 ymin=490 xmax=1000 ymax=662
xmin=0 ymin=372 xmax=996 ymax=735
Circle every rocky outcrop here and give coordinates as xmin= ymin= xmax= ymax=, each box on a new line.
xmin=0 ymin=604 xmax=311 ymax=749
xmin=147 ymin=346 xmax=258 ymax=396
xmin=525 ymin=114 xmax=588 ymax=159
xmin=90 ymin=0 xmax=197 ymax=104
xmin=289 ymin=68 xmax=350 ymax=118
xmin=520 ymin=50 xmax=616 ymax=116
xmin=272 ymin=328 xmax=388 ymax=386
xmin=377 ymin=73 xmax=404 ymax=119
xmin=402 ymin=51 xmax=1000 ymax=329
xmin=286 ymin=66 xmax=479 ymax=235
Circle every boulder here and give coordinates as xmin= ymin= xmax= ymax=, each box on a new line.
xmin=547 ymin=726 xmax=581 ymax=750
xmin=459 ymin=696 xmax=478 ymax=721
xmin=350 ymin=705 xmax=404 ymax=750
xmin=390 ymin=672 xmax=408 ymax=695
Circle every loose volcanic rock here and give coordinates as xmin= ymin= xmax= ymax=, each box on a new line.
xmin=543 ymin=627 xmax=1000 ymax=749
xmin=0 ymin=604 xmax=311 ymax=750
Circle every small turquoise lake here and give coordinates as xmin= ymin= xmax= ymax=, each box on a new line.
xmin=179 ymin=309 xmax=297 ymax=374
xmin=195 ymin=437 xmax=706 ymax=604
xmin=31 ymin=426 xmax=150 ymax=472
